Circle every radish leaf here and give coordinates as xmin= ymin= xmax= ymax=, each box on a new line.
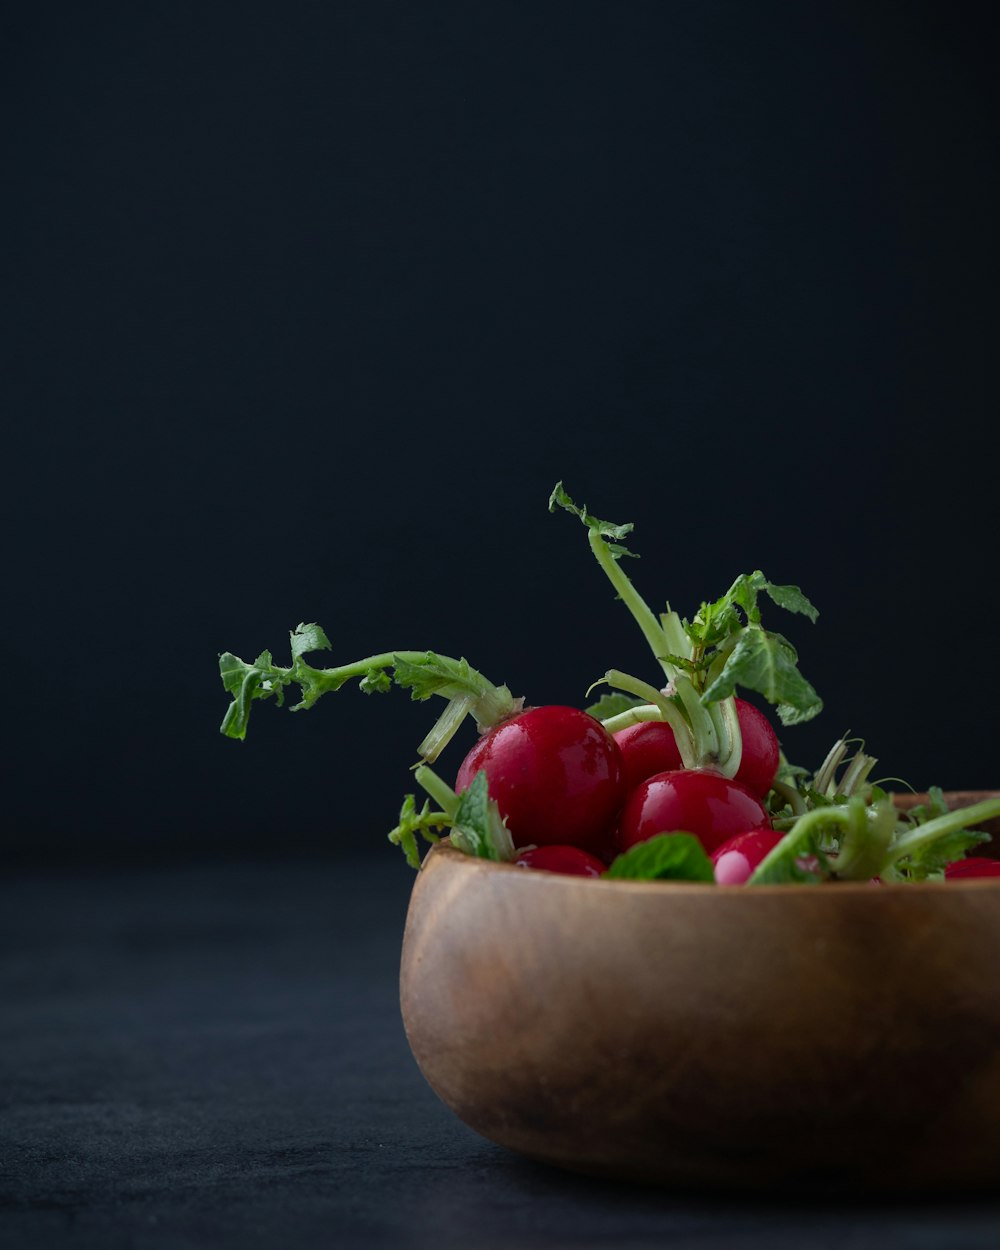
xmin=604 ymin=833 xmax=715 ymax=882
xmin=450 ymin=771 xmax=516 ymax=862
xmin=701 ymin=628 xmax=823 ymax=724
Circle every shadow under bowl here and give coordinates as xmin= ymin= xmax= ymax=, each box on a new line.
xmin=400 ymin=792 xmax=1000 ymax=1193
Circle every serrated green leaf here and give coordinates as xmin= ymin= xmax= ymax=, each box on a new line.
xmin=687 ymin=573 xmax=818 ymax=650
xmin=763 ymin=581 xmax=819 ymax=623
xmin=604 ymin=833 xmax=715 ymax=882
xmin=547 ymin=482 xmax=637 ymax=557
xmin=392 ymin=652 xmax=472 ymax=701
xmin=359 ymin=668 xmax=392 ymax=695
xmin=702 ymin=628 xmax=823 ymax=723
xmin=219 ymin=652 xmax=254 ymax=697
xmin=219 ymin=662 xmax=264 ymax=739
xmin=901 ymin=829 xmax=990 ymax=880
xmin=289 ymin=622 xmax=333 ymax=660
xmin=450 ymin=771 xmax=515 ymax=862
xmin=585 ymin=692 xmax=644 ymax=720
xmin=906 ymin=785 xmax=949 ymax=826
xmin=387 ymin=794 xmax=450 ymax=869
xmin=218 ymin=651 xmax=294 ymax=738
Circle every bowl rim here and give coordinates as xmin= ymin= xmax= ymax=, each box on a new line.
xmin=423 ymin=788 xmax=1000 ymax=895
xmin=422 ymin=841 xmax=1000 ymax=894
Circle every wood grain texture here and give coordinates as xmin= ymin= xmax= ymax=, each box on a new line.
xmin=400 ymin=793 xmax=1000 ymax=1192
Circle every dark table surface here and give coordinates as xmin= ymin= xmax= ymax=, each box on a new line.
xmin=3 ymin=857 xmax=1000 ymax=1250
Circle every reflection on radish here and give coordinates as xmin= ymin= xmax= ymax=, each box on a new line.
xmin=712 ymin=828 xmax=785 ymax=885
xmin=456 ymin=706 xmax=625 ymax=854
xmin=617 ymin=769 xmax=770 ymax=857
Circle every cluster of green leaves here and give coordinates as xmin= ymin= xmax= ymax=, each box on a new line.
xmin=550 ymin=485 xmax=823 ymax=728
xmin=886 ymin=788 xmax=990 ymax=881
xmin=390 ymin=770 xmax=515 ymax=869
xmin=219 ymin=626 xmax=516 ymax=754
xmin=218 ymin=623 xmax=339 ymax=740
xmin=387 ymin=796 xmax=450 ymax=870
xmin=687 ymin=574 xmax=823 ymax=726
xmin=747 ymin=786 xmax=992 ymax=885
xmin=568 ymin=791 xmax=994 ymax=885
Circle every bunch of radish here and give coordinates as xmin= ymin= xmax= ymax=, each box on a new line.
xmin=219 ymin=485 xmax=1000 ymax=884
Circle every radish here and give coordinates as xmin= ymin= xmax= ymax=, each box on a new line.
xmin=614 ymin=698 xmax=779 ymax=797
xmin=617 ymin=769 xmax=770 ymax=857
xmin=711 ymin=828 xmax=785 ymax=885
xmin=515 ymin=845 xmax=607 ymax=877
xmin=218 ymin=483 xmax=1000 ymax=882
xmin=612 ymin=722 xmax=682 ymax=791
xmin=455 ymin=706 xmax=625 ymax=854
xmin=945 ymin=857 xmax=1000 ymax=879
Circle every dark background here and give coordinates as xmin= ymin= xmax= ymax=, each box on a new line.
xmin=5 ymin=0 xmax=998 ymax=863
xmin=5 ymin=6 xmax=1000 ymax=1248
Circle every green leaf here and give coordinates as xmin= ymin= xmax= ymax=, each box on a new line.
xmin=547 ymin=482 xmax=637 ymax=558
xmin=450 ymin=771 xmax=516 ymax=862
xmin=701 ymin=627 xmax=823 ymax=724
xmin=901 ymin=829 xmax=991 ymax=881
xmin=359 ymin=667 xmax=392 ymax=695
xmin=763 ymin=581 xmax=819 ymax=623
xmin=218 ymin=651 xmax=294 ymax=739
xmin=746 ymin=810 xmax=837 ymax=885
xmin=906 ymin=785 xmax=949 ymax=826
xmin=289 ymin=622 xmax=332 ymax=660
xmin=604 ymin=833 xmax=715 ymax=882
xmin=892 ymin=790 xmax=990 ymax=879
xmin=219 ymin=651 xmax=254 ymax=697
xmin=387 ymin=794 xmax=451 ymax=869
xmin=585 ymin=691 xmax=644 ymax=720
xmin=687 ymin=573 xmax=818 ymax=651
xmin=392 ymin=652 xmax=474 ymax=701
xmin=392 ymin=652 xmax=518 ymax=739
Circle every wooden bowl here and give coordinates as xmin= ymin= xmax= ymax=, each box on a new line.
xmin=399 ymin=792 xmax=1000 ymax=1193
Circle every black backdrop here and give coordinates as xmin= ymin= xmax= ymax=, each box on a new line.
xmin=6 ymin=1 xmax=998 ymax=865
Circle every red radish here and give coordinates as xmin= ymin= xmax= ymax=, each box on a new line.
xmin=515 ymin=845 xmax=606 ymax=877
xmin=613 ymin=721 xmax=683 ymax=790
xmin=711 ymin=828 xmax=785 ymax=885
xmin=617 ymin=768 xmax=770 ymax=857
xmin=455 ymin=705 xmax=625 ymax=855
xmin=731 ymin=700 xmax=781 ymax=797
xmin=944 ymin=857 xmax=1000 ymax=879
xmin=613 ymin=699 xmax=780 ymax=798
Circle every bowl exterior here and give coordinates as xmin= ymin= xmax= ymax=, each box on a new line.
xmin=400 ymin=795 xmax=1000 ymax=1192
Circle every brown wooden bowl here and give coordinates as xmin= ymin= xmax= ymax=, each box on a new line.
xmin=399 ymin=792 xmax=1000 ymax=1193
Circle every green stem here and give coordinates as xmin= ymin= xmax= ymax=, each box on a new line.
xmin=706 ymin=696 xmax=743 ymax=779
xmin=834 ymin=799 xmax=896 ymax=881
xmin=600 ymin=704 xmax=665 ymax=733
xmin=673 ymin=675 xmax=720 ymax=762
xmin=414 ymin=765 xmax=460 ymax=820
xmin=771 ymin=779 xmax=807 ymax=816
xmin=309 ymin=650 xmax=425 ymax=693
xmin=659 ymin=609 xmax=691 ymax=659
xmin=839 ymin=749 xmax=878 ymax=798
xmin=884 ymin=799 xmax=1000 ymax=867
xmin=747 ymin=805 xmax=851 ymax=885
xmin=603 ymin=670 xmax=696 ymax=765
xmin=813 ymin=737 xmax=850 ymax=796
xmin=417 ymin=694 xmax=476 ymax=761
xmin=588 ymin=531 xmax=682 ymax=680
